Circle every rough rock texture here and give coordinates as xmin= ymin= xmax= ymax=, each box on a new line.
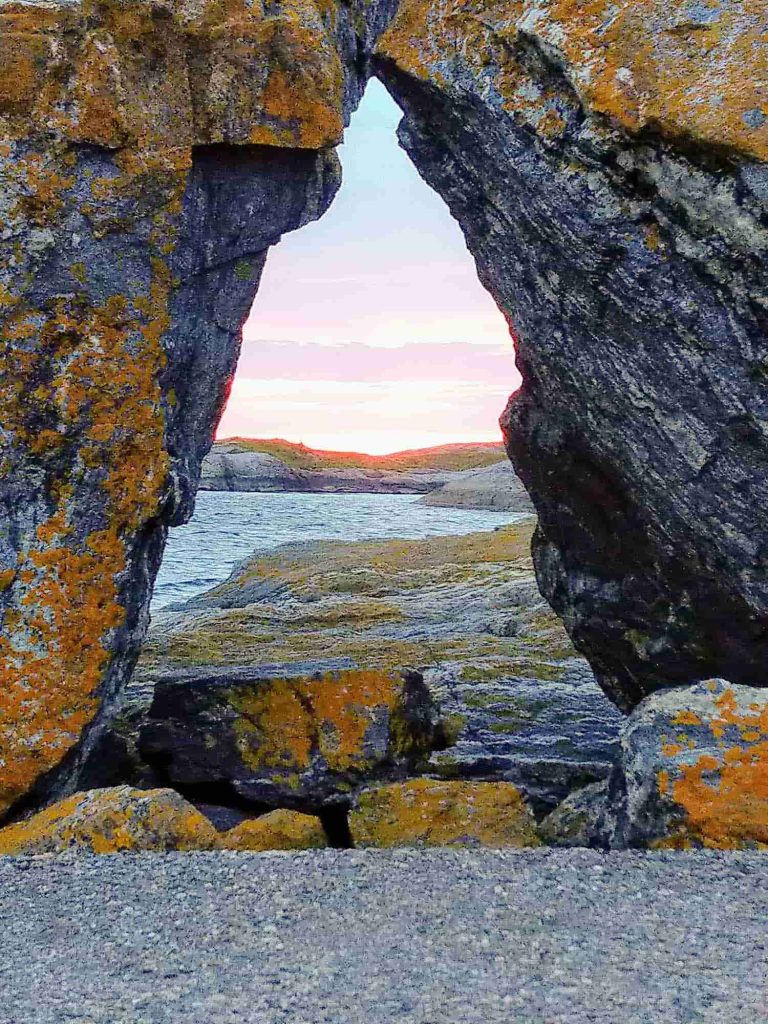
xmin=200 ymin=443 xmax=466 ymax=493
xmin=220 ymin=809 xmax=328 ymax=851
xmin=420 ymin=460 xmax=533 ymax=512
xmin=375 ymin=2 xmax=768 ymax=711
xmin=538 ymin=779 xmax=612 ymax=849
xmin=0 ymin=0 xmax=396 ymax=820
xmin=90 ymin=521 xmax=621 ymax=813
xmin=0 ymin=785 xmax=219 ymax=854
xmin=138 ymin=668 xmax=438 ymax=811
xmin=350 ymin=778 xmax=540 ymax=848
xmin=615 ymin=679 xmax=768 ymax=849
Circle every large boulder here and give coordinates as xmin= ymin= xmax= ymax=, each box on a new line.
xmin=0 ymin=786 xmax=219 ymax=855
xmin=138 ymin=668 xmax=439 ymax=811
xmin=349 ymin=778 xmax=540 ymax=848
xmin=0 ymin=0 xmax=395 ymax=821
xmin=375 ymin=2 xmax=768 ymax=711
xmin=420 ymin=461 xmax=533 ymax=512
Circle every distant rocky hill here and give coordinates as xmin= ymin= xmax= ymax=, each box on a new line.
xmin=200 ymin=439 xmax=511 ymax=497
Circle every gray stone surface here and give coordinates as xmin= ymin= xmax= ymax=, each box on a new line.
xmin=1 ymin=848 xmax=766 ymax=1023
xmin=420 ymin=461 xmax=534 ymax=512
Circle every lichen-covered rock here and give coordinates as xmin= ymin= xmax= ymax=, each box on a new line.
xmin=138 ymin=668 xmax=438 ymax=811
xmin=0 ymin=0 xmax=396 ymax=820
xmin=350 ymin=778 xmax=540 ymax=848
xmin=538 ymin=780 xmax=613 ymax=849
xmin=0 ymin=786 xmax=219 ymax=855
xmin=616 ymin=680 xmax=768 ymax=850
xmin=375 ymin=2 xmax=768 ymax=711
xmin=221 ymin=809 xmax=328 ymax=851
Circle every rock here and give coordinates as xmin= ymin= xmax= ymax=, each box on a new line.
xmin=538 ymin=781 xmax=613 ymax=850
xmin=90 ymin=521 xmax=621 ymax=814
xmin=420 ymin=461 xmax=533 ymax=512
xmin=199 ymin=442 xmax=475 ymax=494
xmin=0 ymin=0 xmax=394 ymax=820
xmin=138 ymin=668 xmax=438 ymax=812
xmin=349 ymin=779 xmax=540 ymax=848
xmin=375 ymin=3 xmax=768 ymax=711
xmin=0 ymin=787 xmax=219 ymax=855
xmin=616 ymin=680 xmax=768 ymax=850
xmin=220 ymin=810 xmax=327 ymax=851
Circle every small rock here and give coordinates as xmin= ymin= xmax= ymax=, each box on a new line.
xmin=349 ymin=779 xmax=540 ymax=848
xmin=0 ymin=787 xmax=220 ymax=855
xmin=538 ymin=780 xmax=613 ymax=848
xmin=221 ymin=810 xmax=327 ymax=851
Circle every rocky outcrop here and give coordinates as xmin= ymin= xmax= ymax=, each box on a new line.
xmin=0 ymin=0 xmax=395 ymax=820
xmin=0 ymin=786 xmax=220 ymax=854
xmin=420 ymin=461 xmax=533 ymax=511
xmin=349 ymin=778 xmax=540 ymax=848
xmin=85 ymin=521 xmax=622 ymax=815
xmin=138 ymin=668 xmax=438 ymax=812
xmin=375 ymin=3 xmax=768 ymax=711
xmin=200 ymin=444 xmax=463 ymax=493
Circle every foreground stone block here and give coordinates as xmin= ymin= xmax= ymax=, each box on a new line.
xmin=221 ymin=810 xmax=327 ymax=852
xmin=349 ymin=779 xmax=540 ymax=848
xmin=0 ymin=786 xmax=219 ymax=855
xmin=619 ymin=680 xmax=768 ymax=850
xmin=139 ymin=668 xmax=438 ymax=811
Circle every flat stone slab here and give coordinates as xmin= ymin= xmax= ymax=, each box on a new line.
xmin=0 ymin=849 xmax=765 ymax=1023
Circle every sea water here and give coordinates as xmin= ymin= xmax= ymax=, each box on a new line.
xmin=153 ymin=490 xmax=524 ymax=609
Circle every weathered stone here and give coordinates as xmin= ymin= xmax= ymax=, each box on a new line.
xmin=349 ymin=778 xmax=540 ymax=848
xmin=0 ymin=0 xmax=395 ymax=819
xmin=0 ymin=786 xmax=219 ymax=854
xmin=615 ymin=680 xmax=768 ymax=850
xmin=375 ymin=2 xmax=768 ymax=711
xmin=221 ymin=809 xmax=328 ymax=851
xmin=138 ymin=668 xmax=438 ymax=811
xmin=419 ymin=460 xmax=533 ymax=512
xmin=538 ymin=780 xmax=613 ymax=850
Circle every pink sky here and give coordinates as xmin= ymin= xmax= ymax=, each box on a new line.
xmin=217 ymin=81 xmax=520 ymax=455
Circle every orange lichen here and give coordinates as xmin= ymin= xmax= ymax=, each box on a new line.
xmin=227 ymin=669 xmax=415 ymax=775
xmin=350 ymin=779 xmax=541 ymax=848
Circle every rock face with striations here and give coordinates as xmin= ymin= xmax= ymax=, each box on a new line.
xmin=374 ymin=2 xmax=768 ymax=711
xmin=0 ymin=0 xmax=394 ymax=819
xmin=1 ymin=0 xmax=767 ymax=820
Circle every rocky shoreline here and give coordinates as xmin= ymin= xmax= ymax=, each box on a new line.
xmin=199 ymin=440 xmax=532 ymax=508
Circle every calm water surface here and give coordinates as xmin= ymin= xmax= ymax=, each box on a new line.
xmin=153 ymin=491 xmax=523 ymax=609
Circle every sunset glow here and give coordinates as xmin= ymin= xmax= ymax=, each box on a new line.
xmin=217 ymin=80 xmax=519 ymax=453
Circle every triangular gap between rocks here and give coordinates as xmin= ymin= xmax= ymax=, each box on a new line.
xmin=215 ymin=77 xmax=519 ymax=454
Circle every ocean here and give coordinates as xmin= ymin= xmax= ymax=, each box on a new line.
xmin=153 ymin=490 xmax=524 ymax=609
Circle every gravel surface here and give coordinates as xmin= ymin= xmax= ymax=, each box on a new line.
xmin=0 ymin=849 xmax=765 ymax=1024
